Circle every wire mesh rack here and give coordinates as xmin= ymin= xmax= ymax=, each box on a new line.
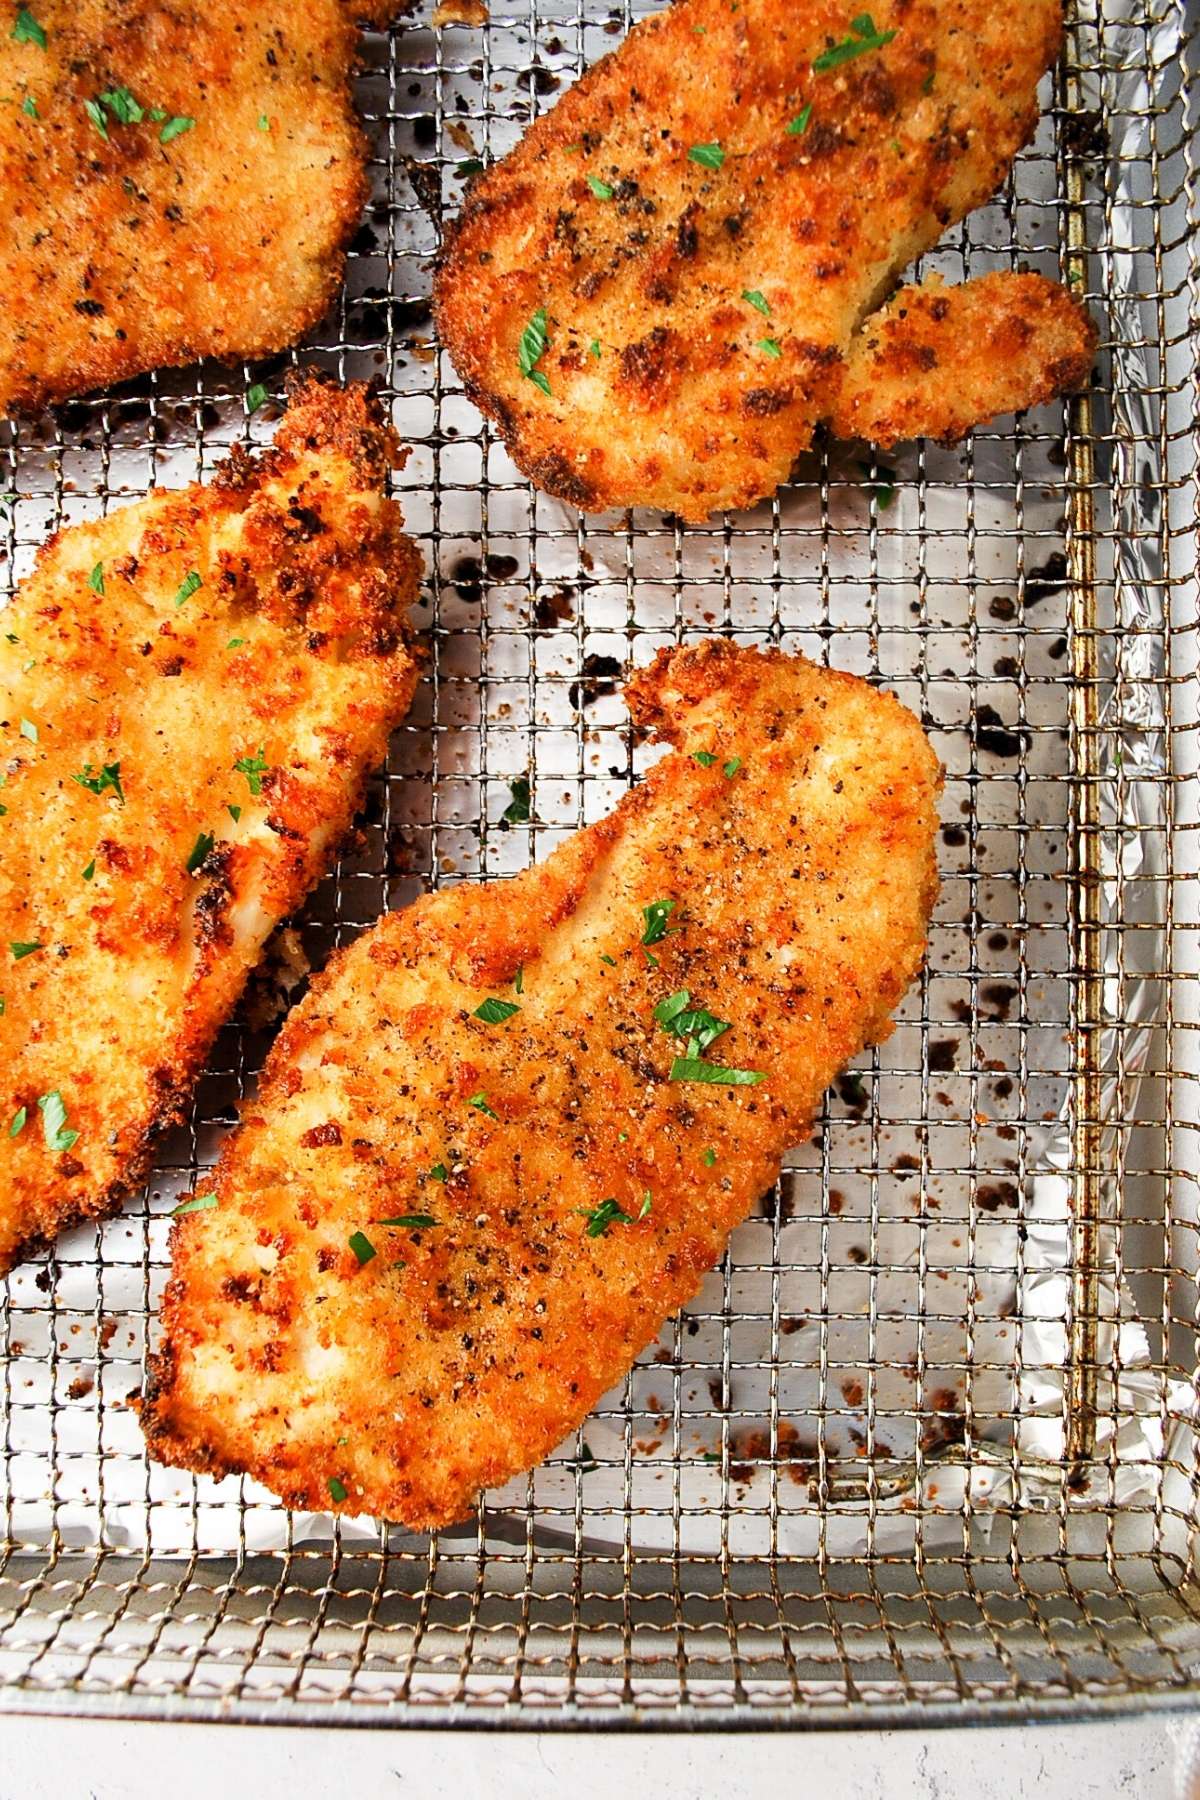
xmin=0 ymin=0 xmax=1197 ymax=1729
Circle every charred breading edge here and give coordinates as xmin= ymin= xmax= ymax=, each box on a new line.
xmin=0 ymin=375 xmax=422 ymax=1273
xmin=139 ymin=641 xmax=940 ymax=1529
xmin=434 ymin=0 xmax=1095 ymax=521
xmin=0 ymin=1 xmax=411 ymax=417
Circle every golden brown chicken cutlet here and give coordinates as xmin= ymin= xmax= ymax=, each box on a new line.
xmin=0 ymin=0 xmax=407 ymax=415
xmin=435 ymin=0 xmax=1095 ymax=520
xmin=140 ymin=639 xmax=940 ymax=1528
xmin=0 ymin=376 xmax=422 ymax=1272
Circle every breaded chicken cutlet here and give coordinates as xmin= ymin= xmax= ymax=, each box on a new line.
xmin=0 ymin=1 xmax=407 ymax=416
xmin=140 ymin=640 xmax=940 ymax=1528
xmin=0 ymin=377 xmax=421 ymax=1272
xmin=435 ymin=0 xmax=1095 ymax=520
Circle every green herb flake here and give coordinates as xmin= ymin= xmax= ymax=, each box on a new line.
xmin=257 ymin=112 xmax=271 ymax=131
xmin=81 ymin=859 xmax=95 ymax=882
xmin=428 ymin=1163 xmax=448 ymax=1182
xmin=72 ymin=760 xmax=124 ymax=804
xmin=921 ymin=66 xmax=935 ymax=94
xmin=88 ymin=561 xmax=104 ymax=594
xmin=812 ymin=12 xmax=897 ymax=72
xmin=467 ymin=1091 xmax=499 ymax=1121
xmin=18 ymin=717 xmax=37 ymax=743
xmin=703 ymin=1147 xmax=717 ymax=1167
xmin=641 ymin=898 xmax=677 ymax=947
xmin=37 ymin=1089 xmax=79 ymax=1153
xmin=599 ymin=953 xmax=617 ymax=967
xmin=501 ymin=774 xmax=531 ymax=826
xmin=246 ymin=382 xmax=268 ymax=415
xmin=693 ymin=750 xmax=718 ymax=767
xmin=588 ymin=338 xmax=602 ymax=359
xmin=742 ymin=288 xmax=770 ymax=317
xmin=637 ymin=1191 xmax=652 ymax=1220
xmin=579 ymin=1197 xmax=635 ymax=1237
xmin=160 ymin=114 xmax=194 ymax=145
xmin=84 ymin=97 xmax=108 ymax=139
xmin=788 ymin=102 xmax=813 ymax=136
xmin=21 ymin=93 xmax=37 ymax=117
xmin=670 ymin=1006 xmax=731 ymax=1055
xmin=688 ymin=141 xmax=725 ymax=170
xmin=227 ymin=803 xmax=242 ymax=822
xmin=9 ymin=1106 xmax=26 ymax=1138
xmin=757 ymin=337 xmax=783 ymax=359
xmin=859 ymin=458 xmax=897 ymax=509
xmin=12 ymin=7 xmax=45 ymax=47
xmin=723 ymin=755 xmax=742 ymax=779
xmin=514 ymin=965 xmax=524 ymax=995
xmin=172 ymin=1191 xmax=217 ymax=1216
xmin=99 ymin=85 xmax=143 ymax=124
xmin=234 ymin=747 xmax=269 ymax=796
xmin=587 ymin=173 xmax=614 ymax=200
xmin=653 ymin=988 xmax=692 ymax=1029
xmin=669 ymin=1056 xmax=767 ymax=1087
xmin=474 ymin=997 xmax=520 ymax=1025
xmin=327 ymin=1475 xmax=348 ymax=1504
xmin=457 ymin=157 xmax=483 ymax=176
xmin=227 ymin=637 xmax=245 ymax=650
xmin=518 ymin=306 xmax=551 ymax=396
xmin=186 ymin=830 xmax=215 ymax=874
xmin=348 ymin=1229 xmax=377 ymax=1266
xmin=174 ymin=568 xmax=202 ymax=609
xmin=10 ymin=941 xmax=42 ymax=960
xmin=377 ymin=1213 xmax=438 ymax=1229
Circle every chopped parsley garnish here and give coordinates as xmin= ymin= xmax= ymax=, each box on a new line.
xmin=88 ymin=561 xmax=104 ymax=594
xmin=579 ymin=1198 xmax=635 ymax=1237
xmin=327 ymin=1476 xmax=348 ymax=1503
xmin=518 ymin=307 xmax=552 ymax=397
xmin=12 ymin=7 xmax=45 ymax=47
xmin=10 ymin=941 xmax=42 ymax=959
xmin=653 ymin=988 xmax=691 ymax=1029
xmin=723 ymin=756 xmax=742 ymax=779
xmin=99 ymin=85 xmax=144 ymax=124
xmin=428 ymin=1163 xmax=448 ymax=1182
xmin=574 ymin=1441 xmax=599 ymax=1472
xmin=653 ymin=987 xmax=730 ymax=1055
xmin=588 ymin=339 xmax=602 ymax=359
xmin=501 ymin=775 xmax=531 ymax=825
xmin=457 ymin=157 xmax=483 ymax=176
xmin=227 ymin=803 xmax=242 ymax=822
xmin=234 ymin=747 xmax=269 ymax=796
xmin=693 ymin=750 xmax=718 ymax=767
xmin=72 ymin=760 xmax=124 ymax=804
xmin=812 ymin=13 xmax=896 ymax=71
xmin=258 ymin=112 xmax=271 ymax=131
xmin=641 ymin=899 xmax=677 ymax=947
xmin=742 ymin=289 xmax=770 ymax=317
xmin=921 ymin=66 xmax=935 ymax=94
xmin=84 ymin=97 xmax=109 ymax=139
xmin=669 ymin=1056 xmax=766 ymax=1086
xmin=81 ymin=859 xmax=95 ymax=882
xmin=186 ymin=830 xmax=215 ymax=874
xmin=19 ymin=718 xmax=37 ymax=742
xmin=21 ymin=94 xmax=36 ymax=117
xmin=599 ymin=953 xmax=617 ymax=967
xmin=474 ymin=996 xmax=520 ymax=1025
xmin=688 ymin=141 xmax=724 ymax=170
xmin=377 ymin=1213 xmax=438 ymax=1229
xmin=348 ymin=1230 xmax=376 ymax=1266
xmin=246 ymin=382 xmax=267 ymax=415
xmin=38 ymin=1089 xmax=79 ymax=1153
xmin=587 ymin=173 xmax=614 ymax=200
xmin=171 ymin=1191 xmax=217 ymax=1216
xmin=788 ymin=103 xmax=813 ymax=136
xmin=703 ymin=1147 xmax=717 ymax=1167
xmin=9 ymin=1107 xmax=26 ymax=1138
xmin=160 ymin=114 xmax=194 ymax=144
xmin=859 ymin=459 xmax=897 ymax=509
xmin=757 ymin=338 xmax=782 ymax=359
xmin=467 ymin=1091 xmax=499 ymax=1121
xmin=174 ymin=568 xmax=202 ymax=608
xmin=514 ymin=965 xmax=524 ymax=995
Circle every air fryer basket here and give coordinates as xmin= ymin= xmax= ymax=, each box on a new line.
xmin=0 ymin=0 xmax=1197 ymax=1726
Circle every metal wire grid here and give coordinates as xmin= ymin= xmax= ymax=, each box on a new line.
xmin=0 ymin=0 xmax=1196 ymax=1725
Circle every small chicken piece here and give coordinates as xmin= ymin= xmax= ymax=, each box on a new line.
xmin=0 ymin=377 xmax=422 ymax=1271
xmin=0 ymin=0 xmax=407 ymax=415
xmin=140 ymin=640 xmax=940 ymax=1528
xmin=434 ymin=0 xmax=1095 ymax=520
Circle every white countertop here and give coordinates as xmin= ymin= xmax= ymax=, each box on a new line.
xmin=2 ymin=1710 xmax=1178 ymax=1800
